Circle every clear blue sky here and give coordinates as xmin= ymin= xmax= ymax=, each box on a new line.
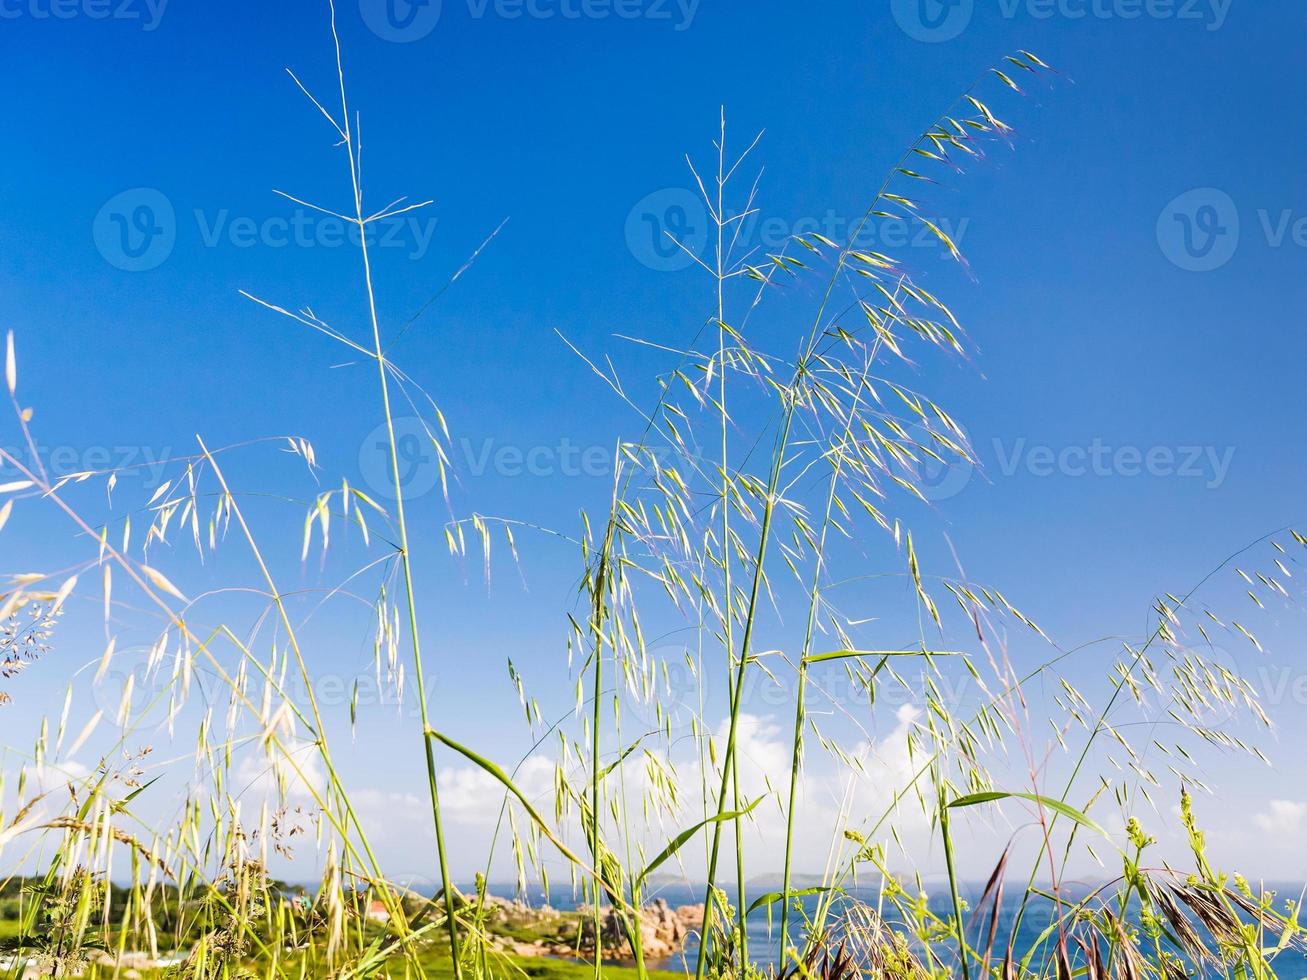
xmin=2 ymin=0 xmax=1305 ymax=882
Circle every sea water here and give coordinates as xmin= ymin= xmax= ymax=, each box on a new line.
xmin=488 ymin=882 xmax=1307 ymax=977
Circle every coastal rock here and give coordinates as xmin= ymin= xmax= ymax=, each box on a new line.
xmin=577 ymin=897 xmax=703 ymax=960
xmin=640 ymin=898 xmax=690 ymax=958
xmin=675 ymin=903 xmax=705 ymax=925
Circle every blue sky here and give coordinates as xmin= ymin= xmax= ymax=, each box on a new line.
xmin=2 ymin=0 xmax=1306 ymax=884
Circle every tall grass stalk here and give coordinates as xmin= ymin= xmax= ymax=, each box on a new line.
xmin=6 ymin=22 xmax=1306 ymax=980
xmin=700 ymin=68 xmax=1004 ymax=973
xmin=713 ymin=114 xmax=750 ymax=972
xmin=776 ymin=315 xmax=890 ymax=970
xmin=0 ymin=440 xmax=424 ymax=976
xmin=322 ymin=1 xmax=462 ymax=972
xmin=585 ymin=486 xmax=649 ymax=979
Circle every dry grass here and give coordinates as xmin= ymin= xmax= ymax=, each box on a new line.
xmin=0 ymin=9 xmax=1302 ymax=980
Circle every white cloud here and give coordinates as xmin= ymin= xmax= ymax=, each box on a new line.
xmin=627 ymin=706 xmax=932 ymax=877
xmin=437 ymin=754 xmax=554 ymax=823
xmin=1254 ymin=800 xmax=1307 ymax=835
xmin=362 ymin=705 xmax=938 ymax=880
xmin=29 ymin=760 xmax=92 ymax=791
xmin=724 ymin=713 xmax=789 ymax=799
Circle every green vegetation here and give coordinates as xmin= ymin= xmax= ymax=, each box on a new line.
xmin=414 ymin=955 xmax=672 ymax=980
xmin=2 ymin=4 xmax=1304 ymax=979
xmin=0 ymin=870 xmax=677 ymax=978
